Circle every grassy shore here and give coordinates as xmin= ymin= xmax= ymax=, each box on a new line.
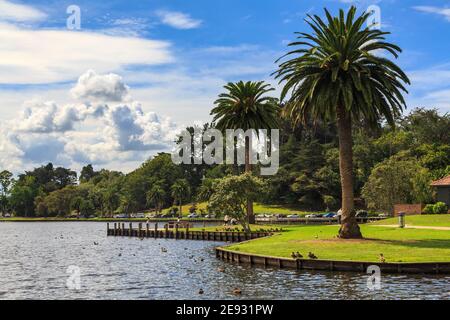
xmin=224 ymin=223 xmax=450 ymax=263
xmin=162 ymin=202 xmax=320 ymax=216
xmin=370 ymin=214 xmax=450 ymax=227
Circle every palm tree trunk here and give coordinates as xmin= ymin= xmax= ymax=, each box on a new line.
xmin=336 ymin=105 xmax=362 ymax=239
xmin=245 ymin=137 xmax=255 ymax=224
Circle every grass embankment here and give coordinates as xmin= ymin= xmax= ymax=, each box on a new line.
xmin=162 ymin=202 xmax=319 ymax=216
xmin=370 ymin=214 xmax=450 ymax=228
xmin=225 ymin=223 xmax=450 ymax=263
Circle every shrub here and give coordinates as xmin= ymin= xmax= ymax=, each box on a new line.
xmin=423 ymin=204 xmax=435 ymax=215
xmin=189 ymin=205 xmax=197 ymax=213
xmin=170 ymin=206 xmax=179 ymax=214
xmin=433 ymin=202 xmax=448 ymax=214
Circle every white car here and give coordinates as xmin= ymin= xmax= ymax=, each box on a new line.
xmin=287 ymin=214 xmax=300 ymax=218
xmin=134 ymin=213 xmax=145 ymax=218
xmin=187 ymin=213 xmax=199 ymax=218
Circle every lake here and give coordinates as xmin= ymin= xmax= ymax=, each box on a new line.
xmin=0 ymin=222 xmax=448 ymax=300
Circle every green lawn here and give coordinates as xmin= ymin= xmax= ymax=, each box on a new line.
xmin=370 ymin=214 xmax=450 ymax=228
xmin=225 ymin=224 xmax=450 ymax=263
xmin=163 ymin=202 xmax=319 ymax=216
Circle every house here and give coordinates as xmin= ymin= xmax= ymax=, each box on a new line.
xmin=431 ymin=175 xmax=450 ymax=207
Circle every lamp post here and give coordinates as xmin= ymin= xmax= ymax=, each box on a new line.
xmin=398 ymin=212 xmax=405 ymax=228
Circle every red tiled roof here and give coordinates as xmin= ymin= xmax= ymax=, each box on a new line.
xmin=431 ymin=175 xmax=450 ymax=186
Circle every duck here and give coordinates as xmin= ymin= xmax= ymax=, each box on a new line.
xmin=308 ymin=252 xmax=318 ymax=259
xmin=232 ymin=287 xmax=242 ymax=295
xmin=379 ymin=253 xmax=386 ymax=263
xmin=93 ymin=241 xmax=99 ymax=245
xmin=295 ymin=252 xmax=303 ymax=258
xmin=161 ymin=247 xmax=167 ymax=253
xmin=291 ymin=252 xmax=297 ymax=259
xmin=217 ymin=267 xmax=225 ymax=272
xmin=198 ymin=289 xmax=204 ymax=295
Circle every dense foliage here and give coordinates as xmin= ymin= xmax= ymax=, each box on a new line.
xmin=0 ymin=108 xmax=447 ymax=218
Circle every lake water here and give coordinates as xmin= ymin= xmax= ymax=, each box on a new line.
xmin=0 ymin=222 xmax=448 ymax=300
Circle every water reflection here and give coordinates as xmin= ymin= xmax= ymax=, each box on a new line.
xmin=0 ymin=222 xmax=448 ymax=300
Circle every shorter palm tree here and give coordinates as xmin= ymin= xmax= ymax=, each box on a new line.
xmin=211 ymin=81 xmax=279 ymax=224
xmin=146 ymin=185 xmax=166 ymax=213
xmin=171 ymin=179 xmax=191 ymax=217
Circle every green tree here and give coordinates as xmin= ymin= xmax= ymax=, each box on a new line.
xmin=170 ymin=179 xmax=191 ymax=217
xmin=0 ymin=170 xmax=13 ymax=215
xmin=274 ymin=7 xmax=410 ymax=238
xmin=208 ymin=173 xmax=267 ymax=233
xmin=211 ymin=81 xmax=279 ymax=224
xmin=146 ymin=184 xmax=166 ymax=213
xmin=362 ymin=156 xmax=432 ymax=214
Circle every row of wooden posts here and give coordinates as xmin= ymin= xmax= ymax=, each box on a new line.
xmin=106 ymin=222 xmax=272 ymax=242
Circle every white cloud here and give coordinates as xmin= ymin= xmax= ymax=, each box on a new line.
xmin=0 ymin=0 xmax=46 ymax=22
xmin=0 ymin=22 xmax=173 ymax=84
xmin=71 ymin=70 xmax=130 ymax=102
xmin=413 ymin=6 xmax=450 ymax=21
xmin=156 ymin=10 xmax=202 ymax=29
xmin=0 ymin=71 xmax=181 ymax=173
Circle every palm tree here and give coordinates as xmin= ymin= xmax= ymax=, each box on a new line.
xmin=146 ymin=185 xmax=166 ymax=213
xmin=274 ymin=6 xmax=410 ymax=238
xmin=211 ymin=81 xmax=279 ymax=224
xmin=171 ymin=179 xmax=191 ymax=217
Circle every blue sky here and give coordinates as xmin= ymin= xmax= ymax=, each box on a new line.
xmin=0 ymin=0 xmax=449 ymax=173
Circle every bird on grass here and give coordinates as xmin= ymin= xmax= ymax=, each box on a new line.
xmin=232 ymin=287 xmax=242 ymax=295
xmin=308 ymin=252 xmax=318 ymax=259
xmin=291 ymin=252 xmax=303 ymax=259
xmin=379 ymin=253 xmax=386 ymax=263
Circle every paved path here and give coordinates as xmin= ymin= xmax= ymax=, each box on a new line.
xmin=375 ymin=224 xmax=450 ymax=231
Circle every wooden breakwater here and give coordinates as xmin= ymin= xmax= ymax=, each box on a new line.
xmin=106 ymin=222 xmax=272 ymax=242
xmin=215 ymin=247 xmax=450 ymax=274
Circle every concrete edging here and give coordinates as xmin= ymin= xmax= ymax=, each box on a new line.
xmin=215 ymin=247 xmax=450 ymax=274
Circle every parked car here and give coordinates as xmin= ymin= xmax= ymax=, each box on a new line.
xmin=287 ymin=214 xmax=300 ymax=218
xmin=114 ymin=214 xmax=128 ymax=219
xmin=187 ymin=213 xmax=199 ymax=219
xmin=256 ymin=214 xmax=266 ymax=218
xmin=356 ymin=210 xmax=368 ymax=218
xmin=204 ymin=214 xmax=216 ymax=218
xmin=134 ymin=213 xmax=145 ymax=218
xmin=305 ymin=214 xmax=318 ymax=218
xmin=162 ymin=213 xmax=177 ymax=218
xmin=323 ymin=213 xmax=337 ymax=218
xmin=2 ymin=213 xmax=11 ymax=218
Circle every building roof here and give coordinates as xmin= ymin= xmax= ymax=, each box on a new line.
xmin=431 ymin=175 xmax=450 ymax=187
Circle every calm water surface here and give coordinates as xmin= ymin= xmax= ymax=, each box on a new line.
xmin=0 ymin=222 xmax=448 ymax=300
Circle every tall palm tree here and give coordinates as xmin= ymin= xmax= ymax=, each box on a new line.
xmin=146 ymin=185 xmax=166 ymax=213
xmin=274 ymin=6 xmax=410 ymax=238
xmin=211 ymin=81 xmax=279 ymax=224
xmin=171 ymin=179 xmax=191 ymax=217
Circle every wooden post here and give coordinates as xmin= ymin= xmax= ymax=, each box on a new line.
xmin=107 ymin=222 xmax=110 ymax=235
xmin=154 ymin=223 xmax=158 ymax=238
xmin=122 ymin=223 xmax=125 ymax=236
xmin=165 ymin=224 xmax=169 ymax=238
xmin=146 ymin=223 xmax=149 ymax=237
xmin=113 ymin=223 xmax=117 ymax=236
xmin=129 ymin=222 xmax=132 ymax=236
xmin=175 ymin=224 xmax=179 ymax=239
xmin=186 ymin=224 xmax=189 ymax=239
xmin=138 ymin=223 xmax=142 ymax=237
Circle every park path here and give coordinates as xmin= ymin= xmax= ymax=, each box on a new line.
xmin=375 ymin=224 xmax=450 ymax=231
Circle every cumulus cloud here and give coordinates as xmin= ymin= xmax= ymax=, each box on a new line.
xmin=156 ymin=10 xmax=202 ymax=29
xmin=0 ymin=71 xmax=181 ymax=173
xmin=71 ymin=70 xmax=130 ymax=102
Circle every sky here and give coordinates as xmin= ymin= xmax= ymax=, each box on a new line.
xmin=0 ymin=0 xmax=449 ymax=174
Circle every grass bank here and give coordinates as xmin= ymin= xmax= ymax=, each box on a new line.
xmin=370 ymin=214 xmax=450 ymax=228
xmin=225 ymin=224 xmax=450 ymax=263
xmin=163 ymin=202 xmax=320 ymax=216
